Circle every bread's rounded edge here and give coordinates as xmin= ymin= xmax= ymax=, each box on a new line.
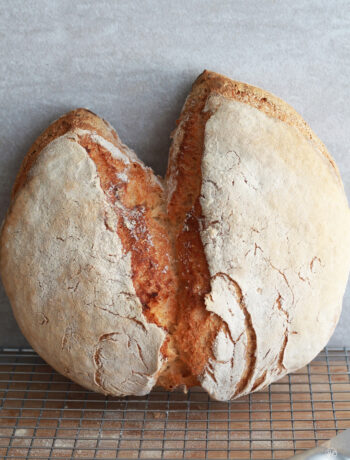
xmin=11 ymin=108 xmax=118 ymax=201
xmin=189 ymin=70 xmax=349 ymax=400
xmin=193 ymin=70 xmax=341 ymax=182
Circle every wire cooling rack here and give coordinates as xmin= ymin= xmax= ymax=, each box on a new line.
xmin=0 ymin=348 xmax=349 ymax=459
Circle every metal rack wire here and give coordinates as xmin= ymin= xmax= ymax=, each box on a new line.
xmin=0 ymin=347 xmax=349 ymax=459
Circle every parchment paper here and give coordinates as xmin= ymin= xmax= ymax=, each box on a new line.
xmin=0 ymin=0 xmax=349 ymax=346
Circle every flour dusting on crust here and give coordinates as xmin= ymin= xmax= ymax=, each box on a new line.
xmin=199 ymin=95 xmax=350 ymax=400
xmin=0 ymin=132 xmax=165 ymax=396
xmin=1 ymin=84 xmax=350 ymax=402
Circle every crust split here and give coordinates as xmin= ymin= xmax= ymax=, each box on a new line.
xmin=1 ymin=71 xmax=349 ymax=400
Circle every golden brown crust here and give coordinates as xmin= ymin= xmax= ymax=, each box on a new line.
xmin=192 ymin=70 xmax=340 ymax=180
xmin=12 ymin=109 xmax=119 ymax=200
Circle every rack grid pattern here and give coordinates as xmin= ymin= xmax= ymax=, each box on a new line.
xmin=0 ymin=347 xmax=349 ymax=459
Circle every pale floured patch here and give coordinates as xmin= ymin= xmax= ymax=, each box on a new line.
xmin=199 ymin=95 xmax=350 ymax=400
xmin=0 ymin=132 xmax=165 ymax=396
xmin=90 ymin=133 xmax=131 ymax=163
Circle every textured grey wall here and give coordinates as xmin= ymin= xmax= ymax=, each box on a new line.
xmin=0 ymin=0 xmax=349 ymax=346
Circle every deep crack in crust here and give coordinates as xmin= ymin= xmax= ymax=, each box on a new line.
xmin=163 ymin=82 xmax=225 ymax=388
xmin=77 ymin=133 xmax=176 ymax=332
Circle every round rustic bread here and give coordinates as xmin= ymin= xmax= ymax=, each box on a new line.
xmin=1 ymin=71 xmax=350 ymax=400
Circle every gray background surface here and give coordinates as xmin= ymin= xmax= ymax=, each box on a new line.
xmin=0 ymin=0 xmax=349 ymax=347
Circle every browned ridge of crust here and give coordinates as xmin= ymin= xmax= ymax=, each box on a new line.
xmin=191 ymin=70 xmax=340 ymax=181
xmin=12 ymin=109 xmax=120 ymax=200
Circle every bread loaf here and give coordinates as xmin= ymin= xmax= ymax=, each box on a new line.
xmin=1 ymin=71 xmax=349 ymax=400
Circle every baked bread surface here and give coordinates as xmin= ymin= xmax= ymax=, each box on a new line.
xmin=1 ymin=110 xmax=177 ymax=396
xmin=1 ymin=71 xmax=349 ymax=400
